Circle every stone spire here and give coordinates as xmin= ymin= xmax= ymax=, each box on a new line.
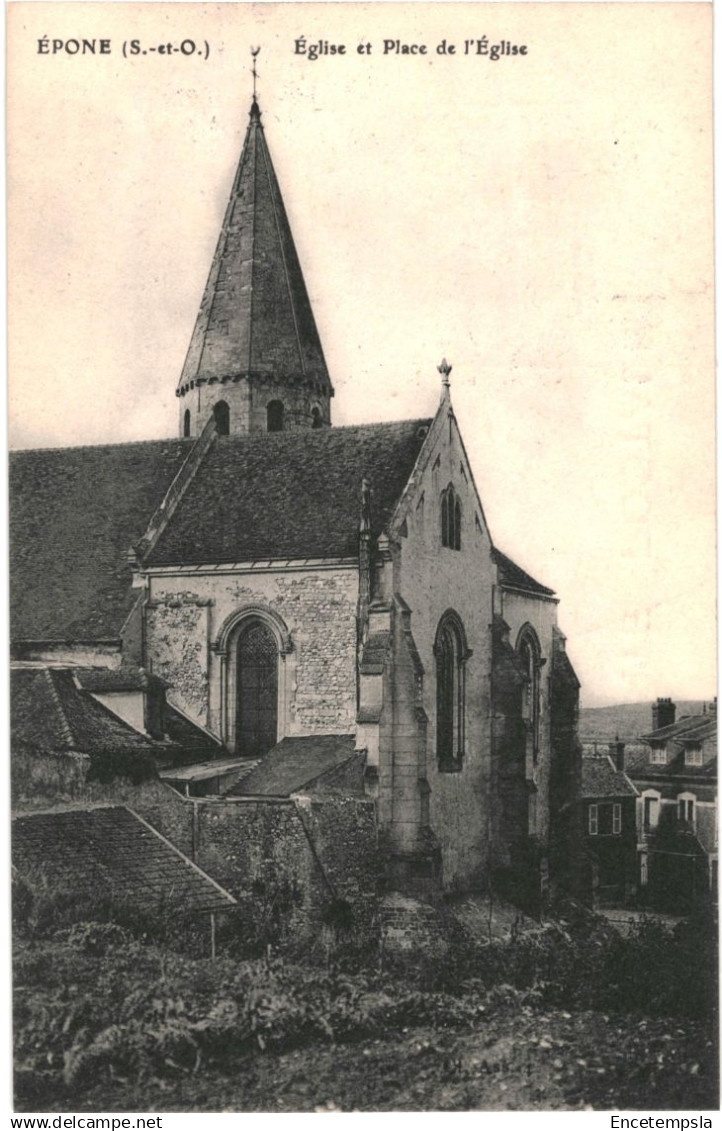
xmin=177 ymin=98 xmax=333 ymax=438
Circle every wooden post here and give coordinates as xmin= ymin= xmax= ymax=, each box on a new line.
xmin=210 ymin=912 xmax=216 ymax=960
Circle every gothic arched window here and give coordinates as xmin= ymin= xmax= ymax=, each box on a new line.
xmin=183 ymin=409 xmax=191 ymax=437
xmin=214 ymin=400 xmax=230 ymax=436
xmin=267 ymin=401 xmax=284 ymax=432
xmin=441 ymin=485 xmax=461 ymax=550
xmin=311 ymin=405 xmax=323 ymax=429
xmin=517 ymin=625 xmax=542 ymax=766
xmin=434 ymin=611 xmax=470 ymax=772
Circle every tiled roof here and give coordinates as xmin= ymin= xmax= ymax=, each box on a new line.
xmin=12 ymin=807 xmax=235 ymax=915
xmin=492 ymin=548 xmax=555 ymax=598
xmin=582 ymin=754 xmax=637 ymax=799
xmin=177 ymin=100 xmax=331 ymax=397
xmin=10 ymin=420 xmax=429 ymax=641
xmin=148 ymin=421 xmax=431 ymax=566
xmin=11 ymin=668 xmax=163 ymax=757
xmin=10 ymin=440 xmax=192 ymax=641
xmin=232 ymin=734 xmax=356 ymax=796
xmin=11 ymin=666 xmax=220 ymax=770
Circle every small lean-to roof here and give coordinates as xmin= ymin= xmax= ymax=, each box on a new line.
xmin=232 ymin=734 xmax=357 ymax=797
xmin=10 ymin=439 xmax=193 ymax=642
xmin=582 ymin=754 xmax=637 ymax=799
xmin=12 ymin=807 xmax=235 ymax=915
xmin=147 ymin=420 xmax=431 ymax=566
xmin=492 ymin=548 xmax=555 ymax=598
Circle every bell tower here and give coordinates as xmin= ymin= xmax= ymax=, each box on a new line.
xmin=177 ymin=91 xmax=333 ymax=438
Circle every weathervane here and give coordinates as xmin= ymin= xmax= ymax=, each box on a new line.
xmin=251 ymin=46 xmax=261 ymax=102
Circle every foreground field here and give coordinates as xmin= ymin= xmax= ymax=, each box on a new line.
xmin=14 ymin=908 xmax=718 ymax=1113
xmin=71 ymin=1007 xmax=716 ymax=1113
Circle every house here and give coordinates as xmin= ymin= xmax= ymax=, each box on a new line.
xmin=626 ymin=698 xmax=717 ymax=913
xmin=581 ymin=745 xmax=638 ymax=906
xmin=10 ymin=95 xmax=583 ymax=929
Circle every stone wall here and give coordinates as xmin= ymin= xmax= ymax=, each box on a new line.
xmin=384 ymin=407 xmax=496 ymax=888
xmin=12 ymin=747 xmax=379 ymax=946
xmin=145 ymin=565 xmax=358 ymax=744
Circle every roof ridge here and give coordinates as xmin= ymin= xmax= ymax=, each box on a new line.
xmin=258 ymin=124 xmax=306 ymax=377
xmin=43 ymin=669 xmax=76 ymax=748
xmin=11 ymin=437 xmax=193 ymax=457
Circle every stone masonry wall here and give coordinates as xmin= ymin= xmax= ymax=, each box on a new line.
xmin=12 ymin=747 xmax=379 ymax=946
xmin=387 ymin=408 xmax=496 ymax=889
xmin=146 ymin=566 xmax=358 ymax=742
xmin=146 ymin=594 xmax=210 ymax=721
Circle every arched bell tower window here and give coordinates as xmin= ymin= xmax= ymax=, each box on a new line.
xmin=441 ymin=484 xmax=461 ymax=550
xmin=213 ymin=400 xmax=230 ymax=436
xmin=311 ymin=405 xmax=323 ymax=429
xmin=267 ymin=401 xmax=284 ymax=432
xmin=183 ymin=409 xmax=191 ymax=438
xmin=517 ymin=625 xmax=542 ymax=766
xmin=434 ymin=610 xmax=471 ymax=772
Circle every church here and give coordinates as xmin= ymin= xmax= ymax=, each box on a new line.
xmin=10 ymin=94 xmax=582 ymax=931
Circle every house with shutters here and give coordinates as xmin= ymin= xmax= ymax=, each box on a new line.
xmin=626 ymin=699 xmax=717 ymax=913
xmin=581 ymin=746 xmax=638 ymax=906
xmin=10 ymin=95 xmax=583 ymax=924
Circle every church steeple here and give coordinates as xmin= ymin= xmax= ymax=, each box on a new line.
xmin=177 ymin=95 xmax=333 ymax=438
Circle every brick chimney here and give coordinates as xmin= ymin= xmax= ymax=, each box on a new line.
xmin=652 ymin=697 xmax=676 ymax=730
xmin=610 ymin=737 xmax=626 ymax=772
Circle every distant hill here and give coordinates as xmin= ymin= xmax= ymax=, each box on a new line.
xmin=579 ymin=701 xmax=706 ymax=743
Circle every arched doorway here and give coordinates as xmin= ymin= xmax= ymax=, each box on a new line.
xmin=236 ymin=619 xmax=278 ymax=756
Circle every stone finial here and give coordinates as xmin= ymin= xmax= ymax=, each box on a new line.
xmin=438 ymin=358 xmax=452 ymax=399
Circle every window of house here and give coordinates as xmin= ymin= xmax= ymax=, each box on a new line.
xmin=643 ymin=794 xmax=660 ymax=832
xmin=213 ymin=400 xmax=230 ymax=436
xmin=677 ymin=794 xmax=696 ymax=824
xmin=267 ymin=401 xmax=284 ymax=432
xmin=441 ymin=485 xmax=461 ymax=550
xmin=685 ymin=745 xmax=703 ymax=767
xmin=183 ymin=408 xmax=191 ymax=437
xmin=589 ymin=802 xmax=622 ymax=836
xmin=311 ymin=405 xmax=323 ymax=429
xmin=650 ymin=745 xmax=667 ymax=765
xmin=434 ymin=611 xmax=468 ymax=772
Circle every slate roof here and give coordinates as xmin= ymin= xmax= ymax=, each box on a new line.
xmin=12 ymin=807 xmax=235 ymax=915
xmin=640 ymin=715 xmax=718 ymax=744
xmin=177 ymin=100 xmax=331 ymax=396
xmin=492 ymin=548 xmax=555 ymax=598
xmin=625 ymin=746 xmax=717 ymax=783
xmin=582 ymin=754 xmax=637 ymax=799
xmin=10 ymin=439 xmax=192 ymax=641
xmin=231 ymin=734 xmax=356 ymax=796
xmin=148 ymin=421 xmax=431 ymax=566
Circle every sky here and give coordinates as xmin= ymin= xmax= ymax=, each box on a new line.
xmin=7 ymin=3 xmax=716 ymax=707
